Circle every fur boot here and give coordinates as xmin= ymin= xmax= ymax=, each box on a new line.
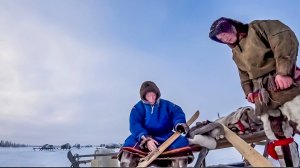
xmin=279 ymin=95 xmax=300 ymax=133
xmin=260 ymin=110 xmax=300 ymax=167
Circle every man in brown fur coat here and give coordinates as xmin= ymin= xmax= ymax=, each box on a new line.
xmin=209 ymin=17 xmax=300 ymax=167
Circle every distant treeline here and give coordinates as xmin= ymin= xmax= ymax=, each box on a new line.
xmin=0 ymin=140 xmax=30 ymax=147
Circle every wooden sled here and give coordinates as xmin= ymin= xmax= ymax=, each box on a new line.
xmin=68 ymin=129 xmax=271 ymax=167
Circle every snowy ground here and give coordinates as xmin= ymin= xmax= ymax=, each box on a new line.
xmin=0 ymin=146 xmax=279 ymax=167
xmin=0 ymin=147 xmax=95 ymax=167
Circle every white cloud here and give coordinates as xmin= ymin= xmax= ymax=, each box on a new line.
xmin=0 ymin=2 xmax=168 ymax=144
xmin=0 ymin=3 xmax=122 ymax=143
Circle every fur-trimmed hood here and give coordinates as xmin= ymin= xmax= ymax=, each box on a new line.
xmin=139 ymin=81 xmax=161 ymax=101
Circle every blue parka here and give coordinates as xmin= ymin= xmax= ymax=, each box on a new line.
xmin=123 ymin=98 xmax=189 ymax=150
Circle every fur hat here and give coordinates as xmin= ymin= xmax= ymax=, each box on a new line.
xmin=140 ymin=81 xmax=161 ymax=101
xmin=209 ymin=17 xmax=248 ymax=44
xmin=209 ymin=17 xmax=236 ymax=43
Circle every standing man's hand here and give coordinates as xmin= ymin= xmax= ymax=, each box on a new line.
xmin=246 ymin=92 xmax=255 ymax=103
xmin=275 ymin=75 xmax=293 ymax=90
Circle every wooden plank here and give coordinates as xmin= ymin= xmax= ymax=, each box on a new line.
xmin=221 ymin=124 xmax=272 ymax=167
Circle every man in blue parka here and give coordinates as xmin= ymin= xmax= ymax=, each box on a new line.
xmin=119 ymin=81 xmax=191 ymax=166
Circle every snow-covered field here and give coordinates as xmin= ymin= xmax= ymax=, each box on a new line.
xmin=0 ymin=147 xmax=96 ymax=167
xmin=0 ymin=146 xmax=278 ymax=167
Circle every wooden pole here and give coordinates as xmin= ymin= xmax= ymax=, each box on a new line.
xmin=221 ymin=124 xmax=273 ymax=167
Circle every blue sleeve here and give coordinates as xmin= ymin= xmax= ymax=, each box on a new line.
xmin=170 ymin=102 xmax=186 ymax=126
xmin=129 ymin=103 xmax=148 ymax=141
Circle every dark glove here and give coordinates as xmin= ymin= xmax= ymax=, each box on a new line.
xmin=175 ymin=123 xmax=189 ymax=134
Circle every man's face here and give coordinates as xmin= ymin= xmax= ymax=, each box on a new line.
xmin=216 ymin=32 xmax=237 ymax=44
xmin=145 ymin=92 xmax=156 ymax=105
xmin=216 ymin=25 xmax=238 ymax=44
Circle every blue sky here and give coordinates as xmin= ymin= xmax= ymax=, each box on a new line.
xmin=0 ymin=0 xmax=300 ymax=150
